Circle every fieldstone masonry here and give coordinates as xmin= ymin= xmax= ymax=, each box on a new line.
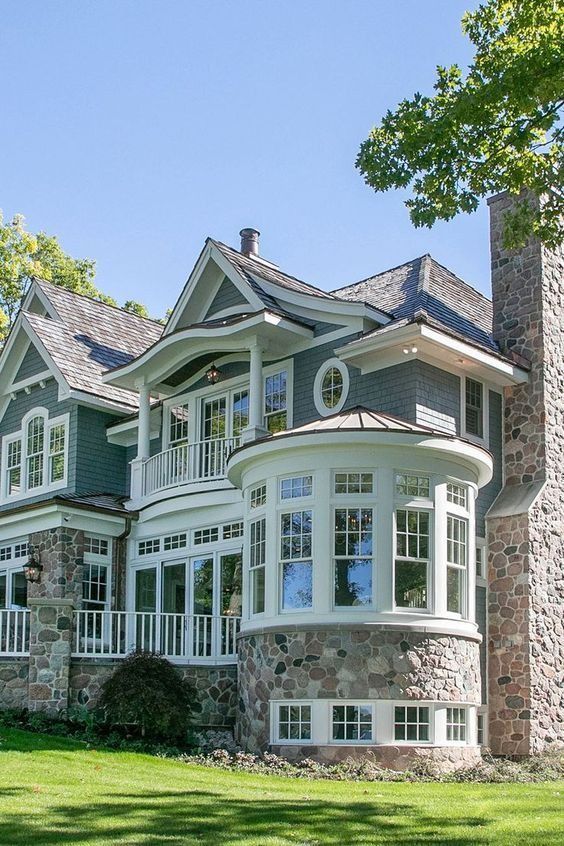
xmin=488 ymin=192 xmax=564 ymax=755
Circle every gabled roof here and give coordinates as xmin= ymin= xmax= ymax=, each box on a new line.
xmin=333 ymin=254 xmax=496 ymax=353
xmin=275 ymin=406 xmax=442 ymax=436
xmin=23 ymin=280 xmax=163 ymax=410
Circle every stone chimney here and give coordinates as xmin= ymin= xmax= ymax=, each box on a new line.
xmin=240 ymin=228 xmax=260 ymax=257
xmin=487 ymin=192 xmax=564 ymax=756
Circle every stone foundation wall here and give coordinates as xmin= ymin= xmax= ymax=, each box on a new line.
xmin=271 ymin=743 xmax=481 ymax=771
xmin=237 ymin=628 xmax=481 ymax=752
xmin=0 ymin=659 xmax=29 ymax=709
xmin=69 ymin=659 xmax=237 ymax=728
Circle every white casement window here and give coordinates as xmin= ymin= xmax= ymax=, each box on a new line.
xmin=446 ymin=482 xmax=467 ymax=509
xmin=395 ymin=473 xmax=430 ymax=498
xmin=334 ymin=472 xmax=373 ymax=495
xmin=249 ymin=517 xmax=266 ymax=615
xmin=280 ymin=510 xmax=313 ymax=611
xmin=446 ymin=707 xmax=467 ymax=742
xmin=264 ymin=370 xmax=287 ymax=433
xmin=2 ymin=408 xmax=69 ymax=501
xmin=275 ymin=703 xmax=312 ymax=742
xmin=463 ymin=377 xmax=485 ymax=439
xmin=313 ymin=359 xmax=349 ymax=416
xmin=333 ymin=508 xmax=373 ymax=607
xmin=331 ymin=704 xmax=373 ymax=742
xmin=0 ymin=539 xmax=28 ymax=609
xmin=446 ymin=515 xmax=467 ymax=615
xmin=394 ymin=509 xmax=431 ymax=610
xmin=394 ymin=705 xmax=431 ymax=742
xmin=280 ymin=475 xmax=313 ymax=500
xmin=82 ymin=535 xmax=111 ymax=612
xmin=168 ymin=403 xmax=189 ymax=447
xmin=250 ymin=484 xmax=267 ymax=509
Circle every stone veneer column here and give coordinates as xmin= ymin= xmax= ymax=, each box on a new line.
xmin=27 ymin=528 xmax=84 ymax=715
xmin=487 ymin=193 xmax=564 ymax=755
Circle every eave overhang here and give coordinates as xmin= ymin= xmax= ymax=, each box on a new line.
xmin=103 ymin=310 xmax=313 ymax=390
xmin=335 ymin=320 xmax=530 ymax=387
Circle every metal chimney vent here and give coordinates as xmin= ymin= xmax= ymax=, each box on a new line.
xmin=239 ymin=228 xmax=260 ymax=257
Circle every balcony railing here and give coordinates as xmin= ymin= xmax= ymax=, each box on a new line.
xmin=72 ymin=611 xmax=240 ymax=662
xmin=142 ymin=437 xmax=240 ymax=496
xmin=0 ymin=609 xmax=30 ymax=656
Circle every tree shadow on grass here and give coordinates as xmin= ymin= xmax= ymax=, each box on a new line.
xmin=0 ymin=787 xmax=512 ymax=846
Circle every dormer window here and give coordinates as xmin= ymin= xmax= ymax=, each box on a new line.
xmin=1 ymin=408 xmax=69 ymax=502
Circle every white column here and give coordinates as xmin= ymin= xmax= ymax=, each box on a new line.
xmin=242 ymin=341 xmax=269 ymax=443
xmin=137 ymin=383 xmax=151 ymax=460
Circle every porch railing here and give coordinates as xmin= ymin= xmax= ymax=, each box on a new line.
xmin=142 ymin=437 xmax=240 ymax=496
xmin=0 ymin=609 xmax=30 ymax=656
xmin=72 ymin=611 xmax=241 ymax=662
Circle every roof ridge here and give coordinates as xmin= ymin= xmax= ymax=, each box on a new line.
xmin=331 ymin=255 xmax=427 ymax=294
xmin=33 ymin=277 xmax=165 ymax=329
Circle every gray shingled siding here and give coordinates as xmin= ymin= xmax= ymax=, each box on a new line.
xmin=204 ymin=277 xmax=248 ymax=319
xmin=476 ymin=585 xmax=488 ymax=704
xmin=475 ymin=390 xmax=503 ymax=537
xmin=313 ymin=321 xmax=347 ymax=337
xmin=0 ymin=378 xmax=77 ymax=512
xmin=14 ymin=343 xmax=48 ymax=382
xmin=75 ymin=406 xmax=129 ymax=496
xmin=415 ymin=362 xmax=460 ymax=434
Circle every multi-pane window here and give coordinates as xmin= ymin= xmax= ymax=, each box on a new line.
xmin=447 ymin=516 xmax=467 ymax=614
xmin=250 ymin=518 xmax=266 ymax=615
xmin=193 ymin=527 xmax=219 ymax=546
xmin=477 ymin=713 xmax=485 ymax=746
xmin=264 ymin=371 xmax=287 ymax=433
xmin=332 ymin=704 xmax=373 ymax=742
xmin=0 ymin=568 xmax=27 ymax=609
xmin=320 ymin=367 xmax=344 ymax=409
xmin=84 ymin=536 xmax=109 ymax=557
xmin=26 ymin=416 xmax=45 ymax=489
xmin=6 ymin=440 xmax=22 ymax=495
xmin=395 ymin=510 xmax=430 ymax=609
xmin=396 ymin=474 xmax=430 ymax=498
xmin=223 ymin=521 xmax=244 ymax=540
xmin=476 ymin=543 xmax=485 ymax=579
xmin=280 ymin=510 xmax=312 ymax=610
xmin=232 ymin=390 xmax=249 ymax=437
xmin=138 ymin=538 xmax=160 ymax=556
xmin=334 ymin=472 xmax=373 ymax=495
xmin=394 ymin=706 xmax=430 ymax=741
xmin=163 ymin=533 xmax=187 ymax=551
xmin=446 ymin=707 xmax=467 ymax=742
xmin=169 ymin=403 xmax=189 ymax=446
xmin=3 ymin=411 xmax=68 ymax=499
xmin=280 ymin=476 xmax=313 ymax=500
xmin=250 ymin=484 xmax=267 ymax=509
xmin=447 ymin=482 xmax=467 ymax=509
xmin=82 ymin=562 xmax=109 ymax=610
xmin=465 ymin=378 xmax=484 ymax=438
xmin=277 ymin=704 xmax=312 ymax=741
xmin=334 ymin=508 xmax=373 ymax=607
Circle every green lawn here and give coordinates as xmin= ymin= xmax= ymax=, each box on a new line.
xmin=0 ymin=728 xmax=562 ymax=846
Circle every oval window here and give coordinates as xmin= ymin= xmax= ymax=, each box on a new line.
xmin=314 ymin=359 xmax=349 ymax=416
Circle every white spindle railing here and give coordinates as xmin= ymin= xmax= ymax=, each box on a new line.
xmin=72 ymin=611 xmax=240 ymax=662
xmin=142 ymin=437 xmax=240 ymax=496
xmin=0 ymin=609 xmax=30 ymax=656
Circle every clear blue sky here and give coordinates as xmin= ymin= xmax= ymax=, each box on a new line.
xmin=1 ymin=1 xmax=489 ymax=318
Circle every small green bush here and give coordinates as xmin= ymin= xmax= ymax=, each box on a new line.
xmin=99 ymin=651 xmax=197 ymax=741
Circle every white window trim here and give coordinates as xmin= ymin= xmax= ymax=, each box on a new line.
xmin=0 ymin=537 xmax=28 ymax=610
xmin=461 ymin=376 xmax=489 ymax=446
xmin=445 ymin=513 xmax=469 ymax=619
xmin=476 ymin=536 xmax=487 ymax=586
xmin=271 ymin=700 xmax=314 ymax=744
xmin=83 ymin=537 xmax=112 ymax=612
xmin=1 ymin=407 xmax=70 ymax=504
xmin=279 ymin=508 xmax=313 ymax=614
xmin=279 ymin=475 xmax=314 ymax=502
xmin=393 ymin=506 xmax=433 ymax=614
xmin=392 ymin=703 xmax=434 ymax=745
xmin=313 ymin=358 xmax=350 ymax=417
xmin=329 ymin=700 xmax=375 ymax=745
xmin=332 ymin=470 xmax=375 ymax=497
xmin=332 ymin=504 xmax=374 ymax=610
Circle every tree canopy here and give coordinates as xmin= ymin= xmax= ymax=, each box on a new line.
xmin=0 ymin=212 xmax=154 ymax=341
xmin=356 ymin=0 xmax=564 ymax=248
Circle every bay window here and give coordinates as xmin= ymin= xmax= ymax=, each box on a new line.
xmin=394 ymin=509 xmax=430 ymax=610
xmin=2 ymin=409 xmax=69 ymax=501
xmin=280 ymin=510 xmax=312 ymax=610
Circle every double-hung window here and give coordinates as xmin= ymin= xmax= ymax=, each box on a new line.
xmin=82 ymin=535 xmax=111 ymax=612
xmin=333 ymin=508 xmax=373 ymax=607
xmin=249 ymin=518 xmax=266 ymax=615
xmin=446 ymin=516 xmax=467 ymax=615
xmin=2 ymin=409 xmax=69 ymax=501
xmin=394 ymin=510 xmax=431 ymax=610
xmin=168 ymin=403 xmax=189 ymax=447
xmin=264 ymin=370 xmax=287 ymax=433
xmin=280 ymin=510 xmax=312 ymax=611
xmin=464 ymin=378 xmax=484 ymax=439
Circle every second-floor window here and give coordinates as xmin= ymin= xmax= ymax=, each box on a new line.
xmin=464 ymin=377 xmax=484 ymax=439
xmin=264 ymin=370 xmax=287 ymax=433
xmin=2 ymin=409 xmax=69 ymax=501
xmin=169 ymin=403 xmax=189 ymax=446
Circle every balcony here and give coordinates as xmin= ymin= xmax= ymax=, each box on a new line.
xmin=72 ymin=611 xmax=240 ymax=663
xmin=0 ymin=609 xmax=30 ymax=656
xmin=142 ymin=437 xmax=240 ymax=497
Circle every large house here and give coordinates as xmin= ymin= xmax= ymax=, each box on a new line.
xmin=0 ymin=193 xmax=562 ymax=768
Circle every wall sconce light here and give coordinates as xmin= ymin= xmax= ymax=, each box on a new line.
xmin=23 ymin=544 xmax=43 ymax=583
xmin=205 ymin=363 xmax=222 ymax=385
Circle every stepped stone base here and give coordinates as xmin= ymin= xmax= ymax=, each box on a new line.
xmin=271 ymin=743 xmax=481 ymax=770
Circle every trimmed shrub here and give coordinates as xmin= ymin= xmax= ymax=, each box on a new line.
xmin=99 ymin=651 xmax=197 ymax=741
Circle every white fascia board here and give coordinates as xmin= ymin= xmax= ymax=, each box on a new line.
xmin=164 ymin=241 xmax=214 ymax=335
xmin=22 ymin=281 xmax=62 ymax=322
xmin=336 ymin=323 xmax=529 ymax=386
xmin=254 ymin=277 xmax=391 ymax=325
xmin=66 ymin=389 xmax=137 ymax=416
xmin=0 ymin=502 xmax=128 ymax=543
xmin=9 ymin=369 xmax=54 ymax=394
xmin=20 ymin=317 xmax=70 ymax=394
